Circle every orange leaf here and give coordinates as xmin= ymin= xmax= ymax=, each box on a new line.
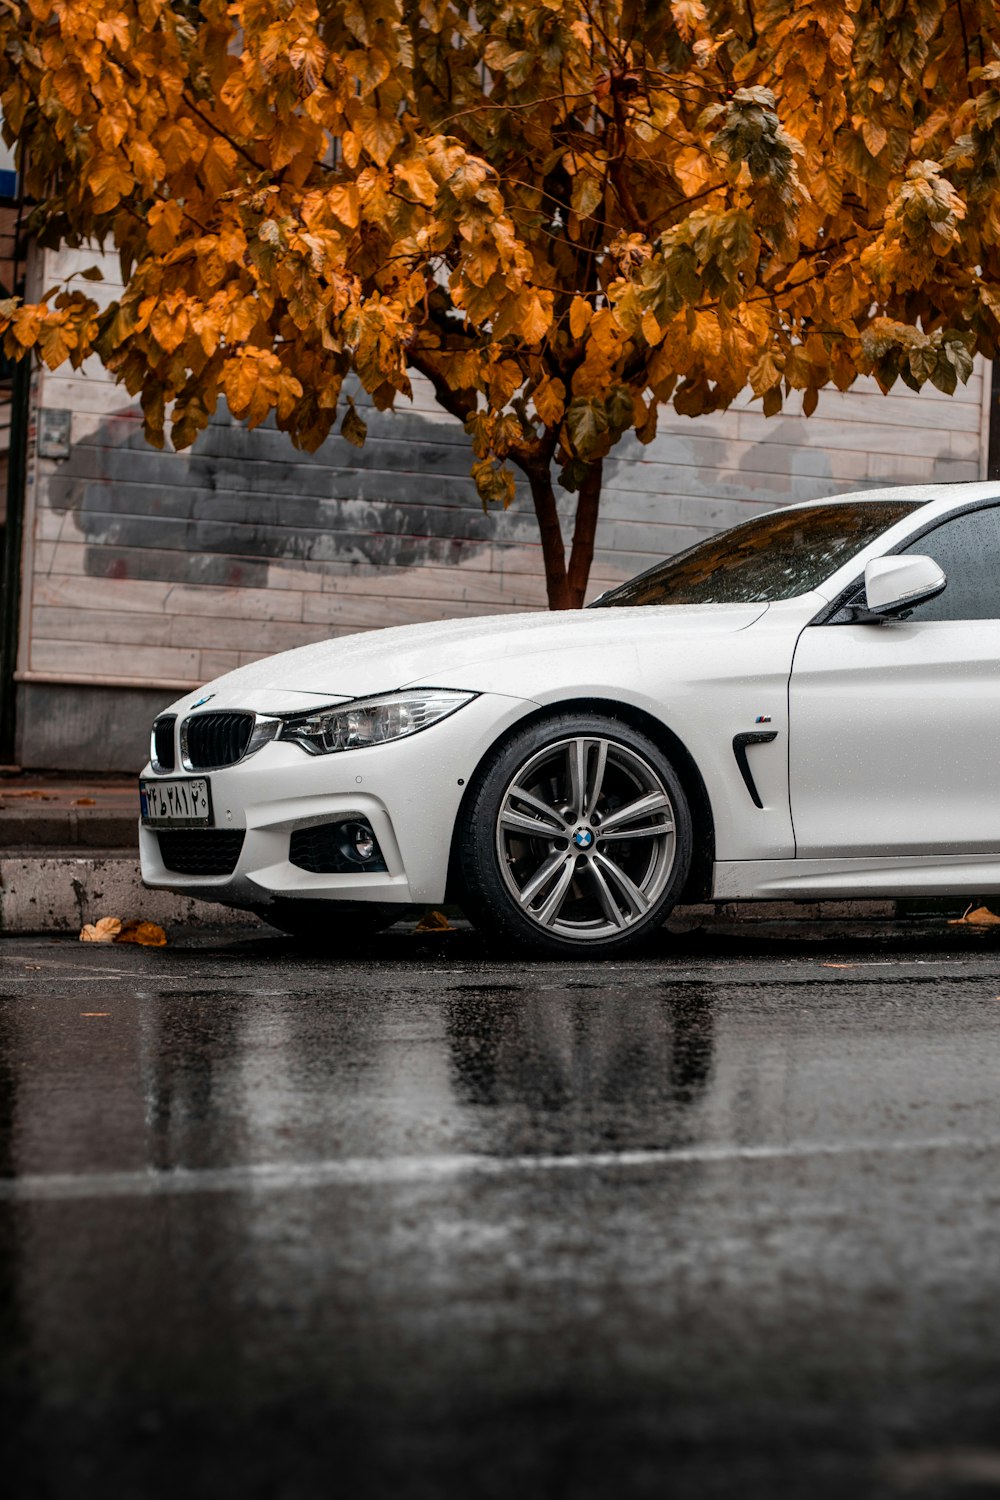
xmin=672 ymin=147 xmax=713 ymax=196
xmin=223 ymin=353 xmax=263 ymax=419
xmin=87 ymin=156 xmax=134 ymax=213
xmin=128 ymin=136 xmax=163 ymax=186
xmin=515 ymin=291 xmax=551 ymax=345
xmin=149 ymin=296 xmax=189 ymax=355
xmin=414 ymin=909 xmax=452 ymax=932
xmin=217 ymin=222 xmax=249 ymax=262
xmin=96 ymin=13 xmax=131 ymax=47
xmin=641 ymin=309 xmax=664 ymax=347
xmin=394 ymin=159 xmax=437 ymax=206
xmin=37 ymin=316 xmax=76 ymax=370
xmin=115 ymin=919 xmax=168 ymax=947
xmin=947 ymin=905 xmax=1000 ymax=926
xmin=327 ymin=185 xmax=360 ymax=227
xmin=533 ymin=373 xmax=565 ymax=427
xmin=569 ymin=296 xmax=591 ymax=340
xmin=357 ymin=107 xmax=401 ymax=167
xmin=80 ymin=916 xmax=122 ymax=944
xmin=11 ymin=305 xmax=42 ymax=347
xmin=276 ymin=368 xmax=304 ymax=421
xmin=203 ymin=137 xmax=239 ymax=195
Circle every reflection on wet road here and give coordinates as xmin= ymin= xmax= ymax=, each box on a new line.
xmin=2 ymin=930 xmax=1000 ymax=1498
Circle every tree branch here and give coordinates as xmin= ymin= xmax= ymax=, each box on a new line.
xmin=406 ymin=343 xmax=479 ymax=425
xmin=182 ymin=92 xmax=264 ymax=174
xmin=610 ymin=88 xmax=649 ymax=234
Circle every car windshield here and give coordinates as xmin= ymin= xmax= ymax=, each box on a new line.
xmin=592 ymin=499 xmax=921 ymax=608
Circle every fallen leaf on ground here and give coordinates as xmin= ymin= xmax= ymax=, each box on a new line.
xmin=80 ymin=916 xmax=122 ymax=943
xmin=948 ymin=905 xmax=1000 ymax=926
xmin=822 ymin=963 xmax=855 ymax=969
xmin=72 ymin=797 xmax=96 ymax=806
xmin=414 ymin=909 xmax=452 ymax=932
xmin=80 ymin=1012 xmax=109 ymax=1018
xmin=115 ymin=919 xmax=168 ymax=947
xmin=1 ymin=789 xmax=56 ymax=799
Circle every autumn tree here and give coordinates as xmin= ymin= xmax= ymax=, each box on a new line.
xmin=1 ymin=0 xmax=998 ymax=606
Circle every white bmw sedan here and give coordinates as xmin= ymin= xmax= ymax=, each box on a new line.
xmin=140 ymin=481 xmax=999 ymax=956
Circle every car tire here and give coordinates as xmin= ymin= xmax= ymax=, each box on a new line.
xmin=458 ymin=713 xmax=693 ymax=958
xmin=256 ymin=899 xmax=399 ymax=943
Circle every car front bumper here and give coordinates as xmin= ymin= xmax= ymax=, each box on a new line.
xmin=139 ymin=691 xmax=532 ymax=910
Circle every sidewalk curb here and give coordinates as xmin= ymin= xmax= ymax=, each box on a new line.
xmin=0 ymin=808 xmax=137 ymax=848
xmin=0 ymin=851 xmax=255 ymax=933
xmin=0 ymin=848 xmax=912 ymax=936
xmin=0 ymin=777 xmax=138 ymax=849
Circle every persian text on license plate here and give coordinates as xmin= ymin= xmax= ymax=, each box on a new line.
xmin=140 ymin=777 xmax=212 ymax=827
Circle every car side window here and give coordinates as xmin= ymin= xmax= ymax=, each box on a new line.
xmin=899 ymin=506 xmax=1000 ymax=621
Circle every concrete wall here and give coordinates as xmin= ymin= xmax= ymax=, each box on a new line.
xmin=13 ymin=246 xmax=992 ymax=770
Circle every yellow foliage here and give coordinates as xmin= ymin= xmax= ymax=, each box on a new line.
xmin=569 ymin=297 xmax=592 ymax=340
xmin=87 ymin=155 xmax=134 ymax=213
xmin=149 ymin=293 xmax=189 ymax=355
xmin=37 ymin=313 xmax=76 ymax=370
xmin=533 ymin=374 xmax=566 ymax=427
xmin=512 ymin=291 xmax=552 ymax=346
xmin=0 ymin=0 xmax=993 ymax=608
xmin=11 ymin=305 xmax=42 ymax=346
xmin=394 ymin=159 xmax=438 ymax=207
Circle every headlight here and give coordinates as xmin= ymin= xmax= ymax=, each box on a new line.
xmin=279 ymin=690 xmax=478 ymax=755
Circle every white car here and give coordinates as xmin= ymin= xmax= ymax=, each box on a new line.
xmin=140 ymin=480 xmax=999 ymax=956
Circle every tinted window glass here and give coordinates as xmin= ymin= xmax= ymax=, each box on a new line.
xmin=901 ymin=506 xmax=1000 ymax=621
xmin=593 ymin=500 xmax=920 ymax=608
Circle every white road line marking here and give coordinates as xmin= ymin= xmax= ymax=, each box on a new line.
xmin=1 ymin=1135 xmax=996 ymax=1202
xmin=0 ymin=970 xmax=197 ymax=981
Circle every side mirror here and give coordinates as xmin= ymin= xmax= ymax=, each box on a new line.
xmin=862 ymin=554 xmax=946 ymax=619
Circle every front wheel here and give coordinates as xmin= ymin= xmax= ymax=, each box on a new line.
xmin=458 ymin=714 xmax=693 ymax=958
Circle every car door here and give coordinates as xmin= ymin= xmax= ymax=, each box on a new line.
xmin=788 ymin=503 xmax=1000 ymax=858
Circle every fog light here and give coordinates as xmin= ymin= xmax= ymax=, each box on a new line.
xmin=289 ymin=818 xmax=388 ymax=874
xmin=353 ymin=826 xmax=375 ymax=861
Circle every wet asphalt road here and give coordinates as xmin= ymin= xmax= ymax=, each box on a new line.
xmin=2 ymin=922 xmax=1000 ymax=1500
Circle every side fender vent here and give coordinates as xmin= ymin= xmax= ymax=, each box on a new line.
xmin=732 ymin=731 xmax=778 ymax=810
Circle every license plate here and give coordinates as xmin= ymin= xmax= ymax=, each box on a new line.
xmin=140 ymin=777 xmax=212 ymax=827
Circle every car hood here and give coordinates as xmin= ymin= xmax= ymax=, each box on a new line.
xmin=165 ymin=602 xmax=770 ymax=715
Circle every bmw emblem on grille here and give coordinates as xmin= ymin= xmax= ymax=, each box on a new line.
xmin=191 ymin=693 xmax=215 ymax=709
xmin=573 ymin=829 xmax=595 ymax=849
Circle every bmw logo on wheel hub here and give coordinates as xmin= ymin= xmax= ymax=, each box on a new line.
xmin=572 ymin=828 xmax=595 ymax=849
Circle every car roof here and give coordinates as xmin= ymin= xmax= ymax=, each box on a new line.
xmin=780 ymin=480 xmax=1000 ymax=519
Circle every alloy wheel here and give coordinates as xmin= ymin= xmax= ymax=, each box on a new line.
xmin=494 ymin=735 xmax=677 ymax=941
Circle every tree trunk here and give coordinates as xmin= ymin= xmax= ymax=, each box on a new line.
xmin=566 ymin=458 xmax=603 ymax=608
xmin=525 ymin=457 xmax=604 ymax=610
